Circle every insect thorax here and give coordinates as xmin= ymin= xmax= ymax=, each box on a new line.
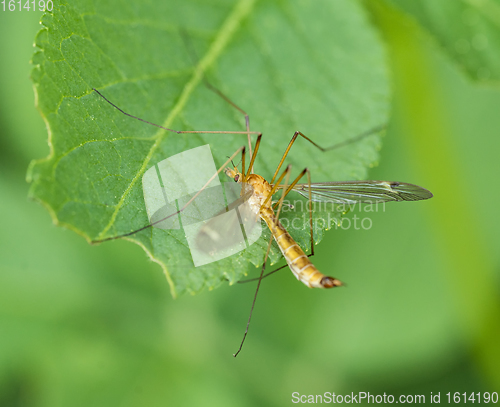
xmin=243 ymin=174 xmax=273 ymax=216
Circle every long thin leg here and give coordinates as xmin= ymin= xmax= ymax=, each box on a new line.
xmin=305 ymin=169 xmax=314 ymax=256
xmin=236 ymin=254 xmax=314 ymax=283
xmin=201 ymin=81 xmax=253 ymax=166
xmin=92 ymin=88 xmax=262 ymax=243
xmin=262 ymin=166 xmax=308 ymax=209
xmin=92 ymin=88 xmax=261 ymax=139
xmin=179 ymin=31 xmax=254 ymax=165
xmin=233 ymin=164 xmax=292 ymax=357
xmin=270 ymin=125 xmax=386 ymax=184
xmin=271 ymin=168 xmax=314 ymax=253
xmin=245 ymin=133 xmax=262 ymax=180
xmin=91 ymin=146 xmax=246 ymax=244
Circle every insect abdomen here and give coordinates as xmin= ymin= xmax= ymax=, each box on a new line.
xmin=262 ymin=211 xmax=342 ymax=289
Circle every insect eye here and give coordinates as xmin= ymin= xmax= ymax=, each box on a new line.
xmin=234 ymin=174 xmax=240 ymax=182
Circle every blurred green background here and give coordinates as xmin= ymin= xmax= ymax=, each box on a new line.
xmin=1 ymin=1 xmax=499 ymax=406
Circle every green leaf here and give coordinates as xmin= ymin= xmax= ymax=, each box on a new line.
xmin=385 ymin=0 xmax=500 ymax=83
xmin=28 ymin=0 xmax=389 ymax=297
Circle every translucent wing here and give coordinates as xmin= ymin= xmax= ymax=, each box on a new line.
xmin=281 ymin=181 xmax=433 ymax=204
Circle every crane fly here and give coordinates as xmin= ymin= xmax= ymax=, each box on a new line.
xmin=220 ymin=141 xmax=432 ymax=290
xmin=91 ymin=78 xmax=433 ymax=356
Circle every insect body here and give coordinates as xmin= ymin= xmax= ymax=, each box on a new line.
xmin=225 ymin=169 xmax=342 ymax=289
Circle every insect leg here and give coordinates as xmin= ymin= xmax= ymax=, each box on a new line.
xmin=270 ymin=125 xmax=386 ymax=184
xmin=91 ymin=146 xmax=246 ymax=244
xmin=199 ymin=81 xmax=253 ymax=166
xmin=91 ymin=88 xmax=262 ymax=244
xmin=180 ymin=31 xmax=254 ymax=162
xmin=233 ymin=165 xmax=293 ymax=357
xmin=271 ymin=167 xmax=314 ymax=257
xmin=263 ymin=166 xmax=307 ymax=209
xmin=305 ymin=169 xmax=314 ymax=256
xmin=235 ymin=256 xmax=312 ymax=284
xmin=92 ymin=88 xmax=261 ymax=140
xmin=244 ymin=133 xmax=262 ymax=180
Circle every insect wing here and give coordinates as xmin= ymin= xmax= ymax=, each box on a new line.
xmin=288 ymin=181 xmax=433 ymax=204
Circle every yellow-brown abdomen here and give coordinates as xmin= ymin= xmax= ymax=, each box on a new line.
xmin=260 ymin=208 xmax=342 ymax=288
